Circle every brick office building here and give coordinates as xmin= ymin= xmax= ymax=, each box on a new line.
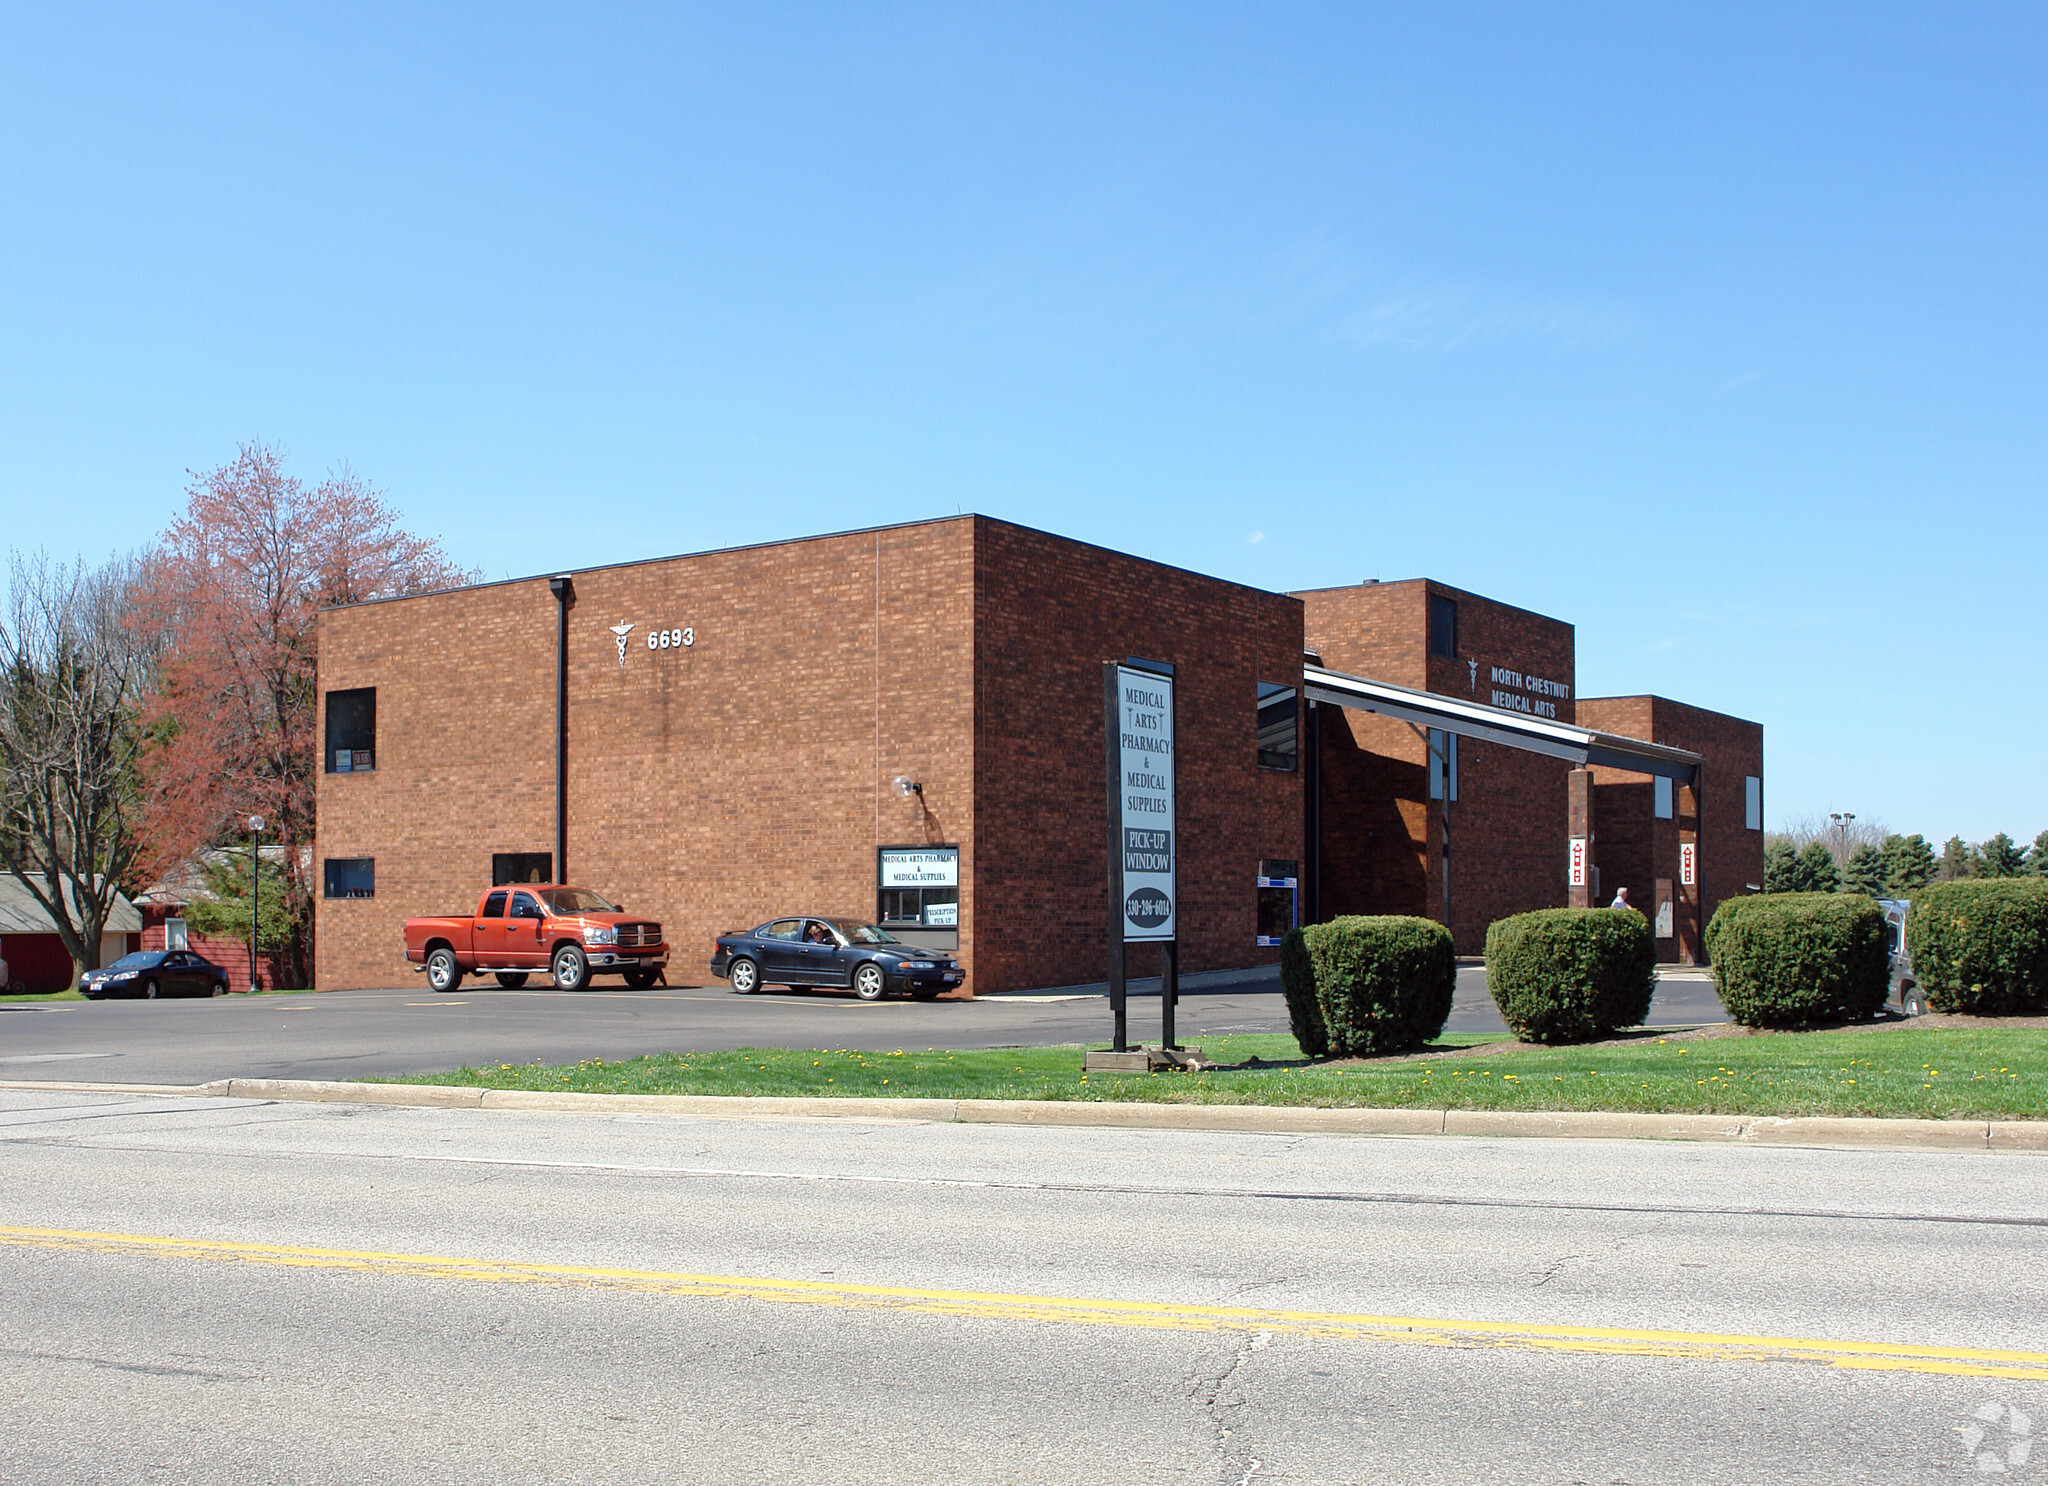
xmin=1295 ymin=579 xmax=1763 ymax=961
xmin=314 ymin=517 xmax=1762 ymax=992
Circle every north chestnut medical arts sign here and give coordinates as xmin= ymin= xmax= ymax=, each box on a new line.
xmin=1115 ymin=666 xmax=1176 ymax=942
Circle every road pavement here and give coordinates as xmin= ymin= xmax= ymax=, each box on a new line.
xmin=0 ymin=967 xmax=1734 ymax=1086
xmin=2 ymin=1088 xmax=2040 ymax=1484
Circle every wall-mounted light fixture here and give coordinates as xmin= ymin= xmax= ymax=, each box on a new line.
xmin=892 ymin=775 xmax=923 ymax=800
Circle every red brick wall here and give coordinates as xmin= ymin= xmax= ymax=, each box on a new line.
xmin=972 ymin=520 xmax=1305 ymax=990
xmin=317 ymin=521 xmax=976 ymax=992
xmin=1300 ymin=580 xmax=1576 ymax=952
xmin=316 ymin=517 xmax=1301 ymax=996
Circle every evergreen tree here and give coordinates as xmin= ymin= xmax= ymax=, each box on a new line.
xmin=1763 ymin=839 xmax=1800 ymax=893
xmin=181 ymin=849 xmax=295 ymax=952
xmin=1938 ymin=836 xmax=1977 ymax=881
xmin=2031 ymin=830 xmax=2048 ymax=877
xmin=1794 ymin=841 xmax=1840 ymax=893
xmin=1979 ymin=832 xmax=2027 ymax=878
xmin=1876 ymin=833 xmax=1936 ymax=896
xmin=1842 ymin=842 xmax=1885 ymax=897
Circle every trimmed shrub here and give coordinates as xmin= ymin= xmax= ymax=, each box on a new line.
xmin=1485 ymin=908 xmax=1655 ymax=1044
xmin=1906 ymin=879 xmax=2048 ymax=1015
xmin=1277 ymin=926 xmax=1327 ymax=1057
xmin=1704 ymin=892 xmax=1889 ymax=1028
xmin=1291 ymin=916 xmax=1453 ymax=1057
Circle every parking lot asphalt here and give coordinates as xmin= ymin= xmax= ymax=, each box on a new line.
xmin=0 ymin=966 xmax=1734 ymax=1086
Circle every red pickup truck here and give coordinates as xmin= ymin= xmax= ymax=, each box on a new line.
xmin=403 ymin=884 xmax=668 ymax=992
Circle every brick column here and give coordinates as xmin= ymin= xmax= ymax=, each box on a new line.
xmin=1678 ymin=777 xmax=1701 ymax=965
xmin=1567 ymin=767 xmax=1594 ymax=909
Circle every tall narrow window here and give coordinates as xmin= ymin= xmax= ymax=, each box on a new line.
xmin=1428 ymin=594 xmax=1458 ymax=658
xmin=1654 ymin=775 xmax=1675 ymax=820
xmin=1256 ymin=683 xmax=1298 ymax=771
xmin=1427 ymin=729 xmax=1459 ymax=802
xmin=325 ymin=688 xmax=376 ymax=773
xmin=1256 ymin=859 xmax=1298 ymax=947
xmin=323 ymin=858 xmax=375 ymax=899
xmin=1744 ymin=776 xmax=1763 ymax=831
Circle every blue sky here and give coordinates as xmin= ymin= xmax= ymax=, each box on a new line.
xmin=3 ymin=4 xmax=2042 ymax=843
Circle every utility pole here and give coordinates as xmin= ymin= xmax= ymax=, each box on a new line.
xmin=247 ymin=815 xmax=265 ymax=991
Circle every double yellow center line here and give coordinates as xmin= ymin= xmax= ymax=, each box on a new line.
xmin=5 ymin=1225 xmax=2043 ymax=1380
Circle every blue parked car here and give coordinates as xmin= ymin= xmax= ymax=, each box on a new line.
xmin=80 ymin=950 xmax=231 ymax=1000
xmin=711 ymin=917 xmax=963 ymax=1001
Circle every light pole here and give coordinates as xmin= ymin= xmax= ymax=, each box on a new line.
xmin=1829 ymin=811 xmax=1854 ymax=888
xmin=248 ymin=815 xmax=265 ymax=991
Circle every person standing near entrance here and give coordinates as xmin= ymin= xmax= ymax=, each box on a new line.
xmin=1610 ymin=886 xmax=1632 ymax=911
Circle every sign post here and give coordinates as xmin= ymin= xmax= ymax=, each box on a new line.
xmin=1104 ymin=659 xmax=1176 ymax=1054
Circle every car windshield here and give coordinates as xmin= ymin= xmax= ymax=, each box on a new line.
xmin=541 ymin=888 xmax=617 ymax=913
xmin=825 ymin=919 xmax=901 ymax=945
xmin=107 ymin=952 xmax=159 ymax=971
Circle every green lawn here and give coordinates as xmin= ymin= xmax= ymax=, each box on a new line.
xmin=384 ymin=1024 xmax=2048 ymax=1121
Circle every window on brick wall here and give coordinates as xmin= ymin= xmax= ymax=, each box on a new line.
xmin=1655 ymin=775 xmax=1674 ymax=819
xmin=325 ymin=688 xmax=376 ymax=773
xmin=493 ymin=853 xmax=553 ymax=886
xmin=1428 ymin=594 xmax=1458 ymax=658
xmin=1745 ymin=776 xmax=1762 ymax=831
xmin=323 ymin=858 xmax=374 ymax=899
xmin=1256 ymin=683 xmax=1298 ymax=770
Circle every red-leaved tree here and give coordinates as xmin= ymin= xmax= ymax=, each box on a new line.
xmin=134 ymin=444 xmax=475 ymax=984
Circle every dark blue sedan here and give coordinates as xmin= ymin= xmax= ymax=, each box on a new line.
xmin=710 ymin=917 xmax=964 ymax=1001
xmin=80 ymin=950 xmax=231 ymax=1000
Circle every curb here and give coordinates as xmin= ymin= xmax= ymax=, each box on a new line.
xmin=4 ymin=1077 xmax=2045 ymax=1152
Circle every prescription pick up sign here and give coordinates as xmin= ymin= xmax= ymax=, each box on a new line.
xmin=1116 ymin=666 xmax=1176 ymax=942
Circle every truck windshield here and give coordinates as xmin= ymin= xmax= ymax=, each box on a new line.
xmin=540 ymin=888 xmax=617 ymax=913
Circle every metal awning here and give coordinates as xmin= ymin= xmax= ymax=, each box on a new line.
xmin=1303 ymin=665 xmax=1700 ymax=782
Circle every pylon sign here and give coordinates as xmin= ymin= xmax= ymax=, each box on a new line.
xmin=1114 ymin=664 xmax=1176 ymax=942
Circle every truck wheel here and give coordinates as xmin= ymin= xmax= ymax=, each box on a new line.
xmin=728 ymin=958 xmax=759 ymax=994
xmin=495 ymin=972 xmax=529 ymax=988
xmin=853 ymin=963 xmax=887 ymax=1001
xmin=552 ymin=944 xmax=591 ymax=992
xmin=622 ymin=967 xmax=659 ymax=990
xmin=427 ymin=948 xmax=463 ymax=993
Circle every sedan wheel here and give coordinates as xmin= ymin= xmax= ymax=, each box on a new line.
xmin=853 ymin=963 xmax=887 ymax=1001
xmin=141 ymin=979 xmax=160 ymax=1000
xmin=552 ymin=944 xmax=591 ymax=992
xmin=426 ymin=948 xmax=463 ymax=993
xmin=210 ymin=981 xmax=228 ymax=997
xmin=728 ymin=958 xmax=760 ymax=994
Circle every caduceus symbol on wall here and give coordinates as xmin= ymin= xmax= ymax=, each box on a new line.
xmin=609 ymin=622 xmax=635 ymax=668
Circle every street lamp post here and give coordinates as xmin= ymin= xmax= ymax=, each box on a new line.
xmin=1829 ymin=811 xmax=1855 ymax=889
xmin=248 ymin=815 xmax=265 ymax=992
